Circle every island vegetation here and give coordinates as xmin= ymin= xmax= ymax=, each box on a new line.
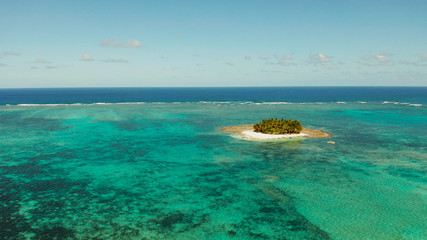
xmin=253 ymin=118 xmax=303 ymax=134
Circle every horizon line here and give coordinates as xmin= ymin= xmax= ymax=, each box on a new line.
xmin=1 ymin=86 xmax=426 ymax=90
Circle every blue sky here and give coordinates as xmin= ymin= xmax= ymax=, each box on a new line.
xmin=0 ymin=0 xmax=426 ymax=87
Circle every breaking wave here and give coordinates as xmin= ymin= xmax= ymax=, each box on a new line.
xmin=1 ymin=101 xmax=423 ymax=107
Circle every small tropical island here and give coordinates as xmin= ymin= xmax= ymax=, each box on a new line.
xmin=254 ymin=118 xmax=303 ymax=134
xmin=221 ymin=118 xmax=331 ymax=140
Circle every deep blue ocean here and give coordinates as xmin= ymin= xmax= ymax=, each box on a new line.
xmin=1 ymin=87 xmax=426 ymax=105
xmin=0 ymin=87 xmax=426 ymax=239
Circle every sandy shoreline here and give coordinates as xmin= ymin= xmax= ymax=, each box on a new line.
xmin=220 ymin=124 xmax=331 ymax=140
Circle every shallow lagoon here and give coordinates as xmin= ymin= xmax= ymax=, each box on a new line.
xmin=1 ymin=101 xmax=426 ymax=239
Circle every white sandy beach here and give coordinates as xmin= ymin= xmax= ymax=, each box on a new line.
xmin=240 ymin=130 xmax=307 ymax=140
xmin=221 ymin=125 xmax=331 ymax=140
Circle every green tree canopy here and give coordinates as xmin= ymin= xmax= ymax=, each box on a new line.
xmin=253 ymin=118 xmax=302 ymax=134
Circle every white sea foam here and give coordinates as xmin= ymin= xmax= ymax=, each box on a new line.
xmin=94 ymin=102 xmax=112 ymax=105
xmin=383 ymin=101 xmax=400 ymax=104
xmin=197 ymin=101 xmax=231 ymax=104
xmin=239 ymin=101 xmax=332 ymax=105
xmin=15 ymin=103 xmax=111 ymax=107
xmin=382 ymin=101 xmax=422 ymax=107
xmin=17 ymin=103 xmax=72 ymax=107
xmin=5 ymin=100 xmax=424 ymax=108
xmin=260 ymin=102 xmax=293 ymax=105
xmin=17 ymin=104 xmax=38 ymax=106
xmin=12 ymin=102 xmax=146 ymax=107
xmin=115 ymin=102 xmax=146 ymax=105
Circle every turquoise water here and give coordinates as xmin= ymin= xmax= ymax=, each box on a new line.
xmin=1 ymin=102 xmax=426 ymax=239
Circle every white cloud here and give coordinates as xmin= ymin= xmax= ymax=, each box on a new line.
xmin=36 ymin=58 xmax=50 ymax=63
xmin=125 ymin=40 xmax=142 ymax=48
xmin=101 ymin=37 xmax=120 ymax=47
xmin=362 ymin=52 xmax=394 ymax=66
xmin=258 ymin=55 xmax=268 ymax=60
xmin=364 ymin=62 xmax=377 ymax=66
xmin=274 ymin=54 xmax=291 ymax=60
xmin=101 ymin=37 xmax=142 ymax=48
xmin=418 ymin=53 xmax=427 ymax=61
xmin=310 ymin=53 xmax=330 ymax=63
xmin=273 ymin=54 xmax=293 ymax=66
xmin=3 ymin=51 xmax=20 ymax=56
xmin=399 ymin=60 xmax=418 ymax=66
xmin=375 ymin=54 xmax=385 ymax=62
xmin=103 ymin=59 xmax=129 ymax=63
xmin=46 ymin=65 xmax=66 ymax=69
xmin=80 ymin=54 xmax=94 ymax=61
xmin=375 ymin=52 xmax=392 ymax=62
xmin=277 ymin=59 xmax=288 ymax=66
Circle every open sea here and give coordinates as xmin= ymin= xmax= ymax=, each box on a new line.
xmin=0 ymin=87 xmax=426 ymax=239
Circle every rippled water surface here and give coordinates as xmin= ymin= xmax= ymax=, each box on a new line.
xmin=1 ymin=101 xmax=426 ymax=239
